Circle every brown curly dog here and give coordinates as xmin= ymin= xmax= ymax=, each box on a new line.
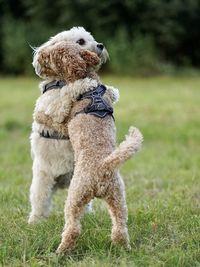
xmin=32 ymin=32 xmax=143 ymax=253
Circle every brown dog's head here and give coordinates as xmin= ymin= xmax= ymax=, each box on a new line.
xmin=33 ymin=41 xmax=101 ymax=82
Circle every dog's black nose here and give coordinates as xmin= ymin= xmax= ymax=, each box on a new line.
xmin=97 ymin=43 xmax=104 ymax=50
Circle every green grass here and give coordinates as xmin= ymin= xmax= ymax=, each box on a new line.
xmin=0 ymin=75 xmax=200 ymax=266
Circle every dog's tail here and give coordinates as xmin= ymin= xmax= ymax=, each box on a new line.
xmin=99 ymin=127 xmax=143 ymax=173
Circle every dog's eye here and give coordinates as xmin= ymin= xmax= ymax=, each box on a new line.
xmin=76 ymin=39 xmax=85 ymax=45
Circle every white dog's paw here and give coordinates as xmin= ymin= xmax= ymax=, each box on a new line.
xmin=28 ymin=214 xmax=47 ymax=224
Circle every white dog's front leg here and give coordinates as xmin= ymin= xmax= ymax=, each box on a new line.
xmin=28 ymin=160 xmax=55 ymax=224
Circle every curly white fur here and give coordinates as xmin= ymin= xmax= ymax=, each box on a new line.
xmin=29 ymin=78 xmax=119 ymax=223
xmin=29 ymin=27 xmax=112 ymax=223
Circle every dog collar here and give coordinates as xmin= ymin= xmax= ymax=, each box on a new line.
xmin=43 ymin=80 xmax=66 ymax=94
xmin=40 ymin=130 xmax=68 ymax=140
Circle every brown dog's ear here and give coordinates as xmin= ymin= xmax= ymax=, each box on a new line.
xmin=52 ymin=43 xmax=101 ymax=81
xmin=34 ymin=46 xmax=59 ymax=79
xmin=33 ymin=41 xmax=100 ymax=81
xmin=34 ymin=42 xmax=88 ymax=81
xmin=80 ymin=50 xmax=100 ymax=67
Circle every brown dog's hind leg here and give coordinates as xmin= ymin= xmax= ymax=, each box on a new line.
xmin=105 ymin=174 xmax=131 ymax=250
xmin=56 ymin=178 xmax=92 ymax=253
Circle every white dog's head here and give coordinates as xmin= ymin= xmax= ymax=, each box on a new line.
xmin=32 ymin=27 xmax=109 ymax=77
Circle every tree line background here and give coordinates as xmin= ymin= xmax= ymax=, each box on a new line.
xmin=1 ymin=0 xmax=200 ymax=76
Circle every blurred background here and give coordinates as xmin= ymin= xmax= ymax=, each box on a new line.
xmin=1 ymin=1 xmax=200 ymax=265
xmin=1 ymin=0 xmax=200 ymax=76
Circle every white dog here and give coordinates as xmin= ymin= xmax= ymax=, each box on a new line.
xmin=29 ymin=27 xmax=115 ymax=223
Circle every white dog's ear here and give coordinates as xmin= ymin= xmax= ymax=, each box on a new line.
xmin=101 ymin=47 xmax=109 ymax=64
xmin=32 ymin=51 xmax=42 ymax=77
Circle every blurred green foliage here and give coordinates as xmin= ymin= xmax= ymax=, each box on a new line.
xmin=1 ymin=0 xmax=200 ymax=75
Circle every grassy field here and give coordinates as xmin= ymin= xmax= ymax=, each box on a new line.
xmin=0 ymin=75 xmax=200 ymax=266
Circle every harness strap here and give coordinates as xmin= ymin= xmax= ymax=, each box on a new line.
xmin=40 ymin=81 xmax=68 ymax=140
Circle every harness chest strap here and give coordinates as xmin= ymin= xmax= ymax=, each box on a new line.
xmin=76 ymin=84 xmax=114 ymax=119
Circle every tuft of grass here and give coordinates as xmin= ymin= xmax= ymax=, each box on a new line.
xmin=0 ymin=75 xmax=200 ymax=266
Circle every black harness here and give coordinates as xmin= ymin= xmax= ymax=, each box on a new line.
xmin=40 ymin=81 xmax=113 ymax=140
xmin=76 ymin=84 xmax=114 ymax=119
